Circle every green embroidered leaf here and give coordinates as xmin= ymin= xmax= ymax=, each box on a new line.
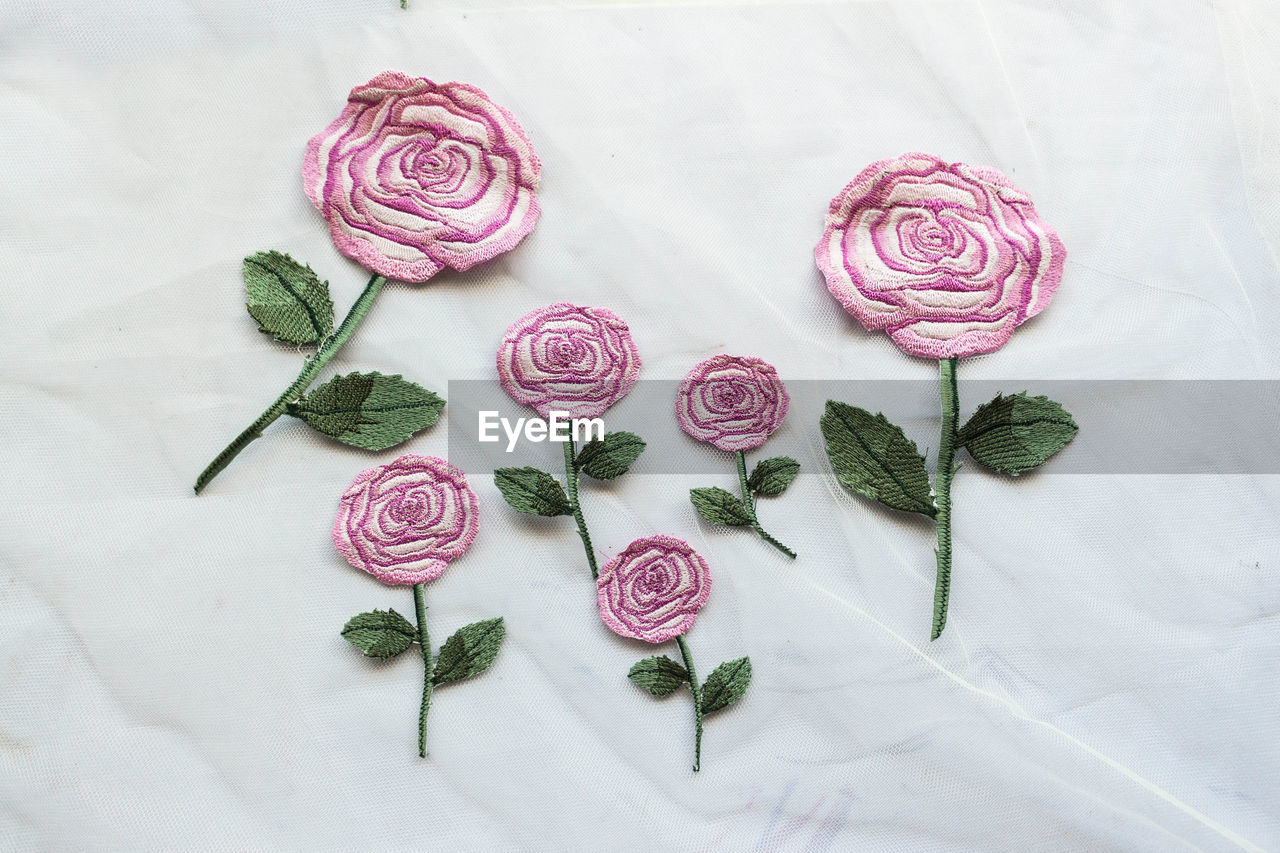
xmin=243 ymin=251 xmax=334 ymax=345
xmin=286 ymin=372 xmax=444 ymax=451
xmin=495 ymin=467 xmax=572 ymax=516
xmin=576 ymin=431 xmax=646 ymax=480
xmin=958 ymin=392 xmax=1079 ymax=476
xmin=690 ymin=487 xmax=753 ymax=527
xmin=433 ymin=618 xmax=505 ymax=685
xmin=340 ymin=609 xmax=417 ymax=659
xmin=820 ymin=401 xmax=937 ymax=518
xmin=701 ymin=657 xmax=752 ymax=715
xmin=747 ymin=456 xmax=800 ymax=496
xmin=628 ymin=656 xmax=689 ymax=697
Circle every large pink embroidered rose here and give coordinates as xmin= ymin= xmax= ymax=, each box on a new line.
xmin=304 ymin=70 xmax=541 ymax=283
xmin=497 ymin=303 xmax=641 ymax=419
xmin=677 ymin=354 xmax=789 ymax=452
xmin=816 ymin=153 xmax=1065 ymax=359
xmin=597 ymin=536 xmax=712 ymax=644
xmin=333 ymin=454 xmax=479 ymax=586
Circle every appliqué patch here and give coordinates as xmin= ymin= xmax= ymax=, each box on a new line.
xmin=679 ymin=355 xmax=798 ymax=558
xmin=600 ymin=536 xmax=751 ymax=771
xmin=815 ymin=152 xmax=1065 ymax=360
xmin=304 ymin=70 xmax=542 ymax=283
xmin=193 ymin=72 xmax=541 ymax=493
xmin=817 ymin=156 xmax=1076 ymax=639
xmin=597 ymin=535 xmax=711 ymax=644
xmin=496 ymin=303 xmax=641 ymax=420
xmin=494 ymin=304 xmax=645 ymax=581
xmin=334 ymin=454 xmax=479 ymax=585
xmin=334 ymin=455 xmax=504 ymax=757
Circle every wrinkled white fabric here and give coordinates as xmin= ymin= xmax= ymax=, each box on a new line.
xmin=1 ymin=1 xmax=1278 ymax=850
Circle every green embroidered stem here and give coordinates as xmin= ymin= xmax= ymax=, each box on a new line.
xmin=413 ymin=582 xmax=433 ymax=758
xmin=932 ymin=356 xmax=959 ymax=641
xmin=563 ymin=439 xmax=600 ymax=580
xmin=676 ymin=634 xmax=703 ymax=772
xmin=193 ymin=273 xmax=388 ymax=493
xmin=735 ymin=451 xmax=796 ymax=559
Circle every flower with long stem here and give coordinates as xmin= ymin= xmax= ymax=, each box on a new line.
xmin=600 ymin=536 xmax=751 ymax=771
xmin=816 ymin=153 xmax=1076 ymax=639
xmin=494 ymin=303 xmax=644 ymax=581
xmin=194 ymin=71 xmax=540 ymax=492
xmin=333 ymin=455 xmax=505 ymax=757
xmin=678 ymin=354 xmax=798 ymax=558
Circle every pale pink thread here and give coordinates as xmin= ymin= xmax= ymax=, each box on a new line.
xmin=815 ymin=153 xmax=1066 ymax=359
xmin=304 ymin=70 xmax=542 ymax=283
xmin=676 ymin=354 xmax=789 ymax=452
xmin=496 ymin=303 xmax=641 ymax=419
xmin=597 ymin=535 xmax=712 ymax=644
xmin=333 ymin=454 xmax=479 ymax=586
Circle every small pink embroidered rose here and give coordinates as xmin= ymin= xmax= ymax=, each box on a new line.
xmin=816 ymin=152 xmax=1065 ymax=359
xmin=597 ymin=536 xmax=712 ymax=644
xmin=677 ymin=355 xmax=789 ymax=452
xmin=304 ymin=70 xmax=541 ymax=283
xmin=497 ymin=303 xmax=641 ymax=419
xmin=333 ymin=454 xmax=479 ymax=585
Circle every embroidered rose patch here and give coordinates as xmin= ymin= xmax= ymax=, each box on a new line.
xmin=304 ymin=71 xmax=541 ymax=283
xmin=335 ymin=455 xmax=505 ymax=757
xmin=603 ymin=537 xmax=752 ymax=771
xmin=816 ymin=152 xmax=1064 ymax=360
xmin=194 ymin=72 xmax=540 ymax=493
xmin=679 ymin=355 xmax=799 ymax=558
xmin=816 ymin=154 xmax=1077 ymax=639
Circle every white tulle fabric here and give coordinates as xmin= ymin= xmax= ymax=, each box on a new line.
xmin=3 ymin=2 xmax=1277 ymax=851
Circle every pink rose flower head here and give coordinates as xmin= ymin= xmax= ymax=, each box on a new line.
xmin=333 ymin=454 xmax=479 ymax=586
xmin=597 ymin=536 xmax=712 ymax=644
xmin=677 ymin=354 xmax=790 ymax=452
xmin=816 ymin=153 xmax=1066 ymax=360
xmin=497 ymin=303 xmax=641 ymax=419
xmin=304 ymin=70 xmax=542 ymax=283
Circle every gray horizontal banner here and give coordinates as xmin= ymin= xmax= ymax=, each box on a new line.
xmin=444 ymin=380 xmax=1280 ymax=475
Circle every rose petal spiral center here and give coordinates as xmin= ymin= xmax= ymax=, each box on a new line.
xmin=639 ymin=563 xmax=671 ymax=594
xmin=389 ymin=494 xmax=427 ymax=524
xmin=548 ymin=335 xmax=588 ymax=367
xmin=710 ymin=380 xmax=750 ymax=410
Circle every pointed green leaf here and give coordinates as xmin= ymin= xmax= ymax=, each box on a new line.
xmin=690 ymin=486 xmax=753 ymax=526
xmin=958 ymin=392 xmax=1078 ymax=475
xmin=495 ymin=467 xmax=572 ymax=516
xmin=243 ymin=251 xmax=334 ymax=345
xmin=701 ymin=657 xmax=752 ymax=715
xmin=286 ymin=372 xmax=444 ymax=451
xmin=433 ymin=618 xmax=505 ymax=685
xmin=747 ymin=456 xmax=800 ymax=496
xmin=820 ymin=401 xmax=936 ymax=517
xmin=628 ymin=655 xmax=689 ymax=697
xmin=576 ymin=431 xmax=646 ymax=480
xmin=341 ymin=609 xmax=417 ymax=659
